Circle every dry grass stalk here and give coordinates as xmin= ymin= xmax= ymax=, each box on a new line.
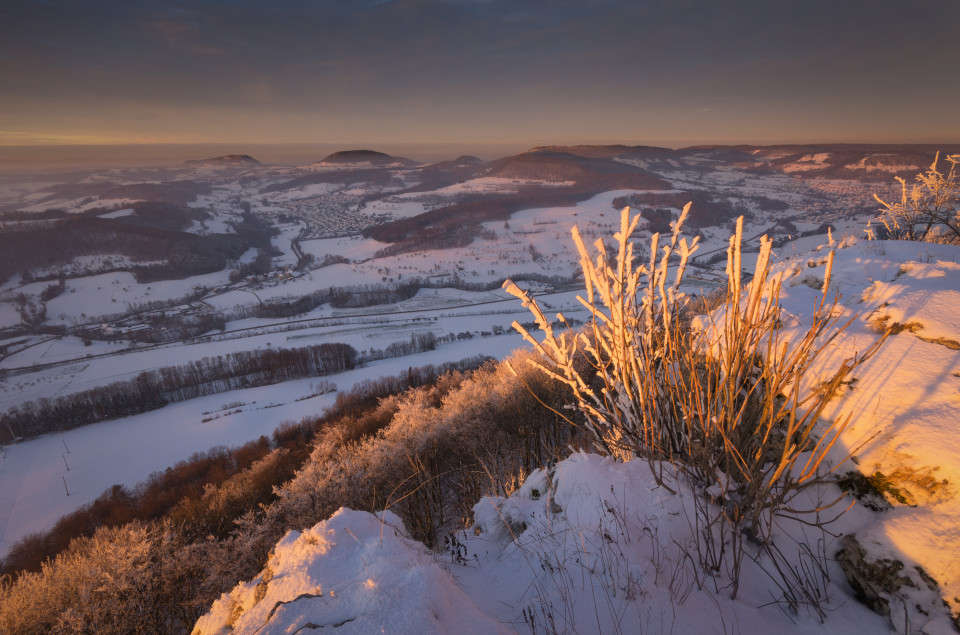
xmin=505 ymin=205 xmax=887 ymax=594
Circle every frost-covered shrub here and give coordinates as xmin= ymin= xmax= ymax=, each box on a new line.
xmin=0 ymin=517 xmax=277 ymax=634
xmin=268 ymin=351 xmax=579 ymax=547
xmin=874 ymin=152 xmax=960 ymax=244
xmin=505 ymin=205 xmax=886 ymax=596
xmin=169 ymin=448 xmax=299 ymax=536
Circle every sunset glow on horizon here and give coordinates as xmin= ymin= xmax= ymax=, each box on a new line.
xmin=2 ymin=0 xmax=959 ymax=149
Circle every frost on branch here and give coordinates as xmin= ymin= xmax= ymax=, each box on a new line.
xmin=505 ymin=205 xmax=887 ymax=598
xmin=874 ymin=152 xmax=960 ymax=244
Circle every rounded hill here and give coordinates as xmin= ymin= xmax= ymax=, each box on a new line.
xmin=320 ymin=150 xmax=415 ymax=166
xmin=181 ymin=154 xmax=261 ymax=167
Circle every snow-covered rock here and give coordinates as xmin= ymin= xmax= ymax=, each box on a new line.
xmin=193 ymin=508 xmax=505 ymax=635
xmin=197 ymin=452 xmax=901 ymax=634
xmin=783 ymin=238 xmax=960 ymax=626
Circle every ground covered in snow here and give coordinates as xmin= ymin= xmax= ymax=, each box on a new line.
xmin=195 ymin=236 xmax=960 ymax=634
xmin=195 ymin=454 xmax=902 ymax=635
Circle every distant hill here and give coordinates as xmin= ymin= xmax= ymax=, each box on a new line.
xmin=527 ymin=144 xmax=674 ymax=160
xmin=260 ymin=151 xmax=423 ymax=196
xmin=319 ymin=150 xmax=418 ymax=166
xmin=487 ymin=147 xmax=669 ymax=188
xmin=435 ymin=155 xmax=486 ymax=169
xmin=364 ymin=146 xmax=671 ymax=252
xmin=389 ymin=156 xmax=489 ymax=196
xmin=181 ymin=154 xmax=261 ymax=168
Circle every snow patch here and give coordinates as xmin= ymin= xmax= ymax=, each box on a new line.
xmin=782 ymin=153 xmax=832 ymax=173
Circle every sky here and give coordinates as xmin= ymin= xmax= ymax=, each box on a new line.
xmin=2 ymin=0 xmax=959 ymax=151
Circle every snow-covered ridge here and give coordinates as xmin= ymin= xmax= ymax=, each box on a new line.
xmin=391 ymin=176 xmax=575 ymax=199
xmin=782 ymin=153 xmax=832 ymax=173
xmin=195 ymin=237 xmax=960 ymax=633
xmin=195 ymin=453 xmax=895 ymax=634
xmin=845 ymin=154 xmax=921 ymax=173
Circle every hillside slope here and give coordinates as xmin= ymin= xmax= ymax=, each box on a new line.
xmin=195 ymin=236 xmax=960 ymax=634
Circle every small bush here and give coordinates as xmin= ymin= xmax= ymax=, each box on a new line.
xmin=874 ymin=152 xmax=960 ymax=243
xmin=505 ymin=205 xmax=887 ymax=597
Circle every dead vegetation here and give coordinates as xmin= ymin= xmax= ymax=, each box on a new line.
xmin=506 ymin=204 xmax=888 ymax=599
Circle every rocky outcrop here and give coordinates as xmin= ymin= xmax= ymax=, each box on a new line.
xmin=836 ymin=534 xmax=956 ymax=632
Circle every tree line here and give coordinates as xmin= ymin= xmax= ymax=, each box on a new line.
xmin=0 ymin=342 xmax=358 ymax=440
xmin=1 ymin=325 xmax=463 ymax=440
xmin=240 ymin=272 xmax=576 ymax=322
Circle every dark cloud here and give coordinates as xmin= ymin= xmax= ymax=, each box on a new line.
xmin=1 ymin=0 xmax=958 ymax=144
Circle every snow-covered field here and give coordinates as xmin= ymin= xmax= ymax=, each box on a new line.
xmin=299 ymin=235 xmax=385 ymax=263
xmin=361 ymin=198 xmax=430 ymax=219
xmin=0 ymin=286 xmax=585 ymax=404
xmin=43 ymin=271 xmax=230 ymax=324
xmin=0 ymin=303 xmax=20 ymax=329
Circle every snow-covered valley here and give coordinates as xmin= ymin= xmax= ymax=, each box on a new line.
xmin=1 ymin=144 xmax=957 ymax=633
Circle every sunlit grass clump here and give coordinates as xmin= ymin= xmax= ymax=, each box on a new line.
xmin=505 ymin=205 xmax=886 ymax=597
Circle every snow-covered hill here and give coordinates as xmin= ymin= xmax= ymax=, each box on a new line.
xmin=193 ymin=237 xmax=960 ymax=634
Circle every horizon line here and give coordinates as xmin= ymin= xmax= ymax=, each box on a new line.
xmin=2 ymin=139 xmax=959 ymax=151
